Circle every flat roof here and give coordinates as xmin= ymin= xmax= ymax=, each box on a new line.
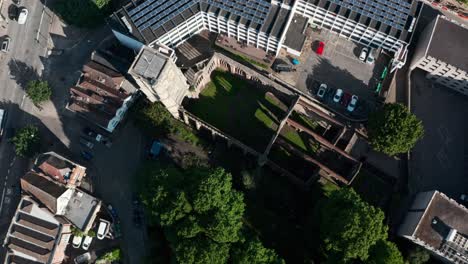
xmin=64 ymin=189 xmax=100 ymax=230
xmin=414 ymin=191 xmax=468 ymax=249
xmin=131 ymin=46 xmax=168 ymax=81
xmin=426 ymin=16 xmax=468 ymax=71
xmin=283 ymin=14 xmax=308 ymax=52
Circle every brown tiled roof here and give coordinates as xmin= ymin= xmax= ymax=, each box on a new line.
xmin=16 ymin=213 xmax=59 ymax=236
xmin=21 ymin=172 xmax=66 ymax=199
xmin=79 ymin=76 xmax=127 ymax=100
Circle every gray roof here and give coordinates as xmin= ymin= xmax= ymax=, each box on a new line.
xmin=132 ymin=47 xmax=167 ymax=80
xmin=283 ymin=14 xmax=308 ymax=52
xmin=64 ymin=190 xmax=100 ymax=230
xmin=426 ymin=16 xmax=468 ymax=71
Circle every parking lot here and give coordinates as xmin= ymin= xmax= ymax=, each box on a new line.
xmin=276 ymin=29 xmax=390 ymax=119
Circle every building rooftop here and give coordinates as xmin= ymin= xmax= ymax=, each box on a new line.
xmin=35 ymin=152 xmax=87 ymax=187
xmin=21 ymin=172 xmax=67 ymax=199
xmin=414 ymin=191 xmax=468 ymax=251
xmin=283 ymin=14 xmax=308 ymax=52
xmin=131 ymin=47 xmax=167 ymax=81
xmin=425 ymin=16 xmax=468 ymax=71
xmin=63 ymin=189 xmax=101 ymax=231
xmin=3 ymin=196 xmax=62 ymax=264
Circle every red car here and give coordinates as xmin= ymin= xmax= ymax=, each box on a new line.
xmin=341 ymin=92 xmax=352 ymax=106
xmin=316 ymin=41 xmax=325 ymax=55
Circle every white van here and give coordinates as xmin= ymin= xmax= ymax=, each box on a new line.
xmin=97 ymin=221 xmax=108 ymax=240
xmin=17 ymin=8 xmax=28 ymax=25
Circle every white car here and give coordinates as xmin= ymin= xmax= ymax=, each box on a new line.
xmin=82 ymin=236 xmax=93 ymax=250
xmin=347 ymin=95 xmax=358 ymax=112
xmin=72 ymin=236 xmax=83 ymax=248
xmin=17 ymin=8 xmax=28 ymax=25
xmin=366 ymin=50 xmax=375 ymax=64
xmin=461 ymin=194 xmax=467 ymax=202
xmin=333 ymin=89 xmax=343 ymax=103
xmin=317 ymin=83 xmax=328 ymax=98
xmin=359 ymin=47 xmax=368 ymax=62
xmin=97 ymin=221 xmax=108 ymax=240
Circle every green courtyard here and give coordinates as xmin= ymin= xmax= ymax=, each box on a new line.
xmin=184 ymin=69 xmax=288 ymax=151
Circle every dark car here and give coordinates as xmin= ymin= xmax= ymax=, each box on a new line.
xmin=1 ymin=37 xmax=11 ymax=53
xmin=81 ymin=151 xmax=93 ymax=160
xmin=83 ymin=127 xmax=97 ymax=137
xmin=341 ymin=92 xmax=352 ymax=106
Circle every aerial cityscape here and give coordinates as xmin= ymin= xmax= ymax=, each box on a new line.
xmin=0 ymin=0 xmax=466 ymax=263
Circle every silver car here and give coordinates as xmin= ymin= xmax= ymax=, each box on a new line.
xmin=317 ymin=83 xmax=328 ymax=98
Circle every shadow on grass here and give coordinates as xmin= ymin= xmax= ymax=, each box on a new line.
xmin=184 ymin=70 xmax=290 ymax=151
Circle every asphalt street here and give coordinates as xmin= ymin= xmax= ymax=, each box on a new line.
xmin=0 ymin=0 xmax=52 ymax=242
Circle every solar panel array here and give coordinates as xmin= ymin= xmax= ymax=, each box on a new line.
xmin=329 ymin=0 xmax=412 ymax=30
xmin=128 ymin=0 xmax=271 ymax=32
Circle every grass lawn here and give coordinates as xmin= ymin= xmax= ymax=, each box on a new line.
xmin=185 ymin=70 xmax=287 ymax=151
xmin=280 ymin=125 xmax=321 ymax=155
xmin=351 ymin=168 xmax=392 ymax=208
xmin=290 ymin=112 xmax=319 ymax=131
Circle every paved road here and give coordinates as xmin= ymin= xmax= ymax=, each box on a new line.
xmin=0 ymin=0 xmax=52 ymax=259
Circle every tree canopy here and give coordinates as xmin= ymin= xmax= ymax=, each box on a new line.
xmin=53 ymin=0 xmax=111 ymax=28
xmin=231 ymin=234 xmax=285 ymax=264
xmin=366 ymin=240 xmax=404 ymax=264
xmin=368 ymin=103 xmax=423 ymax=156
xmin=11 ymin=125 xmax=40 ymax=157
xmin=407 ymin=246 xmax=430 ymax=264
xmin=26 ymin=80 xmax=52 ymax=106
xmin=141 ymin=165 xmax=245 ymax=243
xmin=319 ymin=188 xmax=388 ymax=262
xmin=140 ymin=163 xmax=283 ymax=264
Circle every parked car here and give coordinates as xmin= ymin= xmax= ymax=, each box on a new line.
xmin=72 ymin=236 xmax=83 ymax=248
xmin=79 ymin=137 xmax=94 ymax=149
xmin=82 ymin=236 xmax=93 ymax=250
xmin=316 ymin=41 xmax=325 ymax=55
xmin=1 ymin=37 xmax=11 ymax=53
xmin=317 ymin=83 xmax=328 ymax=99
xmin=347 ymin=95 xmax=359 ymax=112
xmin=81 ymin=150 xmax=93 ymax=161
xmin=47 ymin=48 xmax=63 ymax=56
xmin=460 ymin=194 xmax=468 ymax=204
xmin=107 ymin=204 xmax=118 ymax=220
xmin=0 ymin=109 xmax=6 ymax=138
xmin=341 ymin=92 xmax=352 ymax=106
xmin=74 ymin=253 xmax=91 ymax=264
xmin=17 ymin=7 xmax=28 ymax=25
xmin=366 ymin=49 xmax=375 ymax=64
xmin=133 ymin=209 xmax=142 ymax=227
xmin=333 ymin=89 xmax=343 ymax=103
xmin=83 ymin=127 xmax=97 ymax=138
xmin=359 ymin=47 xmax=368 ymax=61
xmin=97 ymin=221 xmax=108 ymax=240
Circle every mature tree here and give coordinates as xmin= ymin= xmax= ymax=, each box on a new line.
xmin=366 ymin=240 xmax=404 ymax=264
xmin=26 ymin=80 xmax=52 ymax=106
xmin=319 ymin=188 xmax=388 ymax=262
xmin=141 ymin=165 xmax=245 ymax=243
xmin=407 ymin=246 xmax=430 ymax=264
xmin=174 ymin=236 xmax=230 ymax=264
xmin=368 ymin=103 xmax=423 ymax=156
xmin=11 ymin=125 xmax=40 ymax=157
xmin=53 ymin=0 xmax=111 ymax=28
xmin=231 ymin=234 xmax=285 ymax=264
xmin=97 ymin=248 xmax=121 ymax=262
